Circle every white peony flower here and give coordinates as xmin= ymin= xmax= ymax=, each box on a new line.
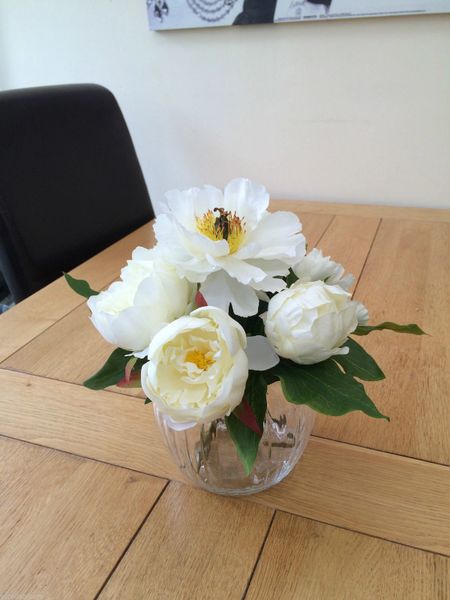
xmin=153 ymin=178 xmax=306 ymax=317
xmin=141 ymin=306 xmax=249 ymax=426
xmin=87 ymin=248 xmax=195 ymax=353
xmin=292 ymin=248 xmax=355 ymax=291
xmin=265 ymin=281 xmax=359 ymax=365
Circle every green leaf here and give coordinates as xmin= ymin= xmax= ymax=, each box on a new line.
xmin=64 ymin=272 xmax=99 ymax=298
xmin=354 ymin=322 xmax=426 ymax=336
xmin=262 ymin=371 xmax=279 ymax=386
xmin=246 ymin=371 xmax=268 ymax=427
xmin=226 ymin=371 xmax=267 ymax=475
xmin=334 ymin=338 xmax=385 ymax=381
xmin=144 ymin=397 xmax=152 ymax=404
xmin=230 ymin=303 xmax=266 ymax=336
xmin=271 ymin=359 xmax=389 ymax=420
xmin=285 ymin=268 xmax=298 ymax=287
xmin=83 ymin=348 xmax=130 ymax=390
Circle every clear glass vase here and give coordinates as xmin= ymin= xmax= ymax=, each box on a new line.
xmin=154 ymin=384 xmax=316 ymax=496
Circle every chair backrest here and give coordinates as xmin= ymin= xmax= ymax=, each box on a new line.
xmin=0 ymin=83 xmax=154 ymax=303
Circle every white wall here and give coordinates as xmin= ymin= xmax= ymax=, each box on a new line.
xmin=0 ymin=0 xmax=449 ymax=211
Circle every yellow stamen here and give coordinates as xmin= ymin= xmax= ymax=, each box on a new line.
xmin=185 ymin=350 xmax=214 ymax=371
xmin=196 ymin=208 xmax=246 ymax=254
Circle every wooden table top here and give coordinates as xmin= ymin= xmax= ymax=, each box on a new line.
xmin=1 ymin=200 xmax=449 ymax=599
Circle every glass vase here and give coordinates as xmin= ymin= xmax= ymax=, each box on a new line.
xmin=154 ymin=384 xmax=316 ymax=496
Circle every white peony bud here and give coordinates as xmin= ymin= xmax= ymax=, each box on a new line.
xmin=292 ymin=248 xmax=355 ymax=291
xmin=87 ymin=248 xmax=195 ymax=353
xmin=141 ymin=307 xmax=248 ymax=426
xmin=265 ymin=281 xmax=358 ymax=365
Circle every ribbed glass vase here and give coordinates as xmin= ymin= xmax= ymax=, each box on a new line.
xmin=154 ymin=385 xmax=315 ymax=496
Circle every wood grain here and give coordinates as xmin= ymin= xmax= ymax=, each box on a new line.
xmin=0 ymin=369 xmax=178 ymax=478
xmin=297 ymin=211 xmax=334 ymax=247
xmin=310 ymin=215 xmax=380 ymax=291
xmin=0 ymin=435 xmax=166 ymax=599
xmin=1 ymin=211 xmax=333 ymax=392
xmin=99 ymin=481 xmax=273 ymax=599
xmin=253 ymin=431 xmax=450 ymax=556
xmin=314 ymin=219 xmax=450 ymax=465
xmin=247 ymin=513 xmax=450 ymax=600
xmin=278 ymin=199 xmax=450 ymax=222
xmin=1 ymin=302 xmax=129 ymax=393
xmin=1 ymin=370 xmax=449 ymax=555
xmin=0 ymin=221 xmax=156 ymax=363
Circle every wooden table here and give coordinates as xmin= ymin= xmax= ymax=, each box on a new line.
xmin=1 ymin=200 xmax=449 ymax=599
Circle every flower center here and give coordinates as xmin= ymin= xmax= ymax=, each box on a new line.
xmin=185 ymin=349 xmax=214 ymax=371
xmin=196 ymin=208 xmax=246 ymax=254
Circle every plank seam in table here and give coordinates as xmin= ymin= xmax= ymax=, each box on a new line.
xmin=0 ymin=429 xmax=170 ymax=484
xmin=93 ymin=479 xmax=171 ymax=599
xmin=241 ymin=511 xmax=277 ymax=599
xmin=1 ymin=365 xmax=448 ymax=468
xmin=2 ymin=369 xmax=449 ymax=556
xmin=2 ymin=430 xmax=449 ymax=563
xmin=349 ymin=218 xmax=382 ymax=297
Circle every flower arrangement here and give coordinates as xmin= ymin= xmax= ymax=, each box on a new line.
xmin=65 ymin=178 xmax=424 ymax=476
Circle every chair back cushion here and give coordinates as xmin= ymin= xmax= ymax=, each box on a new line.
xmin=0 ymin=84 xmax=154 ymax=301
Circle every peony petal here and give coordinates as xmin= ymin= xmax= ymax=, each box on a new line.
xmin=223 ymin=178 xmax=269 ymax=228
xmin=175 ymin=217 xmax=230 ymax=259
xmin=256 ymin=290 xmax=270 ymax=303
xmin=196 ymin=185 xmax=224 ymax=217
xmin=191 ymin=305 xmax=247 ymax=354
xmin=246 ymin=258 xmax=291 ymax=277
xmin=132 ymin=348 xmax=148 ymax=359
xmin=160 ymin=189 xmax=197 ymax=228
xmin=155 ymin=408 xmax=198 ymax=431
xmin=162 ymin=185 xmax=223 ymax=229
xmin=201 ymin=271 xmax=259 ymax=317
xmin=246 ymin=336 xmax=280 ymax=371
xmin=109 ymin=306 xmax=160 ymax=351
xmin=147 ymin=315 xmax=209 ymax=360
xmin=198 ymin=348 xmax=248 ymax=421
xmin=337 ymin=273 xmax=355 ymax=291
xmin=354 ymin=301 xmax=370 ymax=325
xmin=251 ymin=276 xmax=286 ymax=293
xmin=211 ymin=255 xmax=268 ymax=285
xmin=243 ymin=211 xmax=305 ymax=262
xmin=332 ymin=345 xmax=350 ymax=357
xmin=293 ymin=248 xmax=354 ymax=291
xmin=153 ymin=214 xmax=190 ymax=262
xmin=129 ymin=246 xmax=157 ymax=263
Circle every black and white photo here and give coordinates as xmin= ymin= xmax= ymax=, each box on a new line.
xmin=148 ymin=0 xmax=450 ymax=30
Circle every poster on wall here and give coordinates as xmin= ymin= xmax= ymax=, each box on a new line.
xmin=147 ymin=0 xmax=450 ymax=30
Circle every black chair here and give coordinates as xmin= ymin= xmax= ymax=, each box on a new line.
xmin=0 ymin=84 xmax=154 ymax=303
xmin=0 ymin=270 xmax=13 ymax=314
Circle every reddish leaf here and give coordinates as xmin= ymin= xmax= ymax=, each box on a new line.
xmin=117 ymin=370 xmax=142 ymax=388
xmin=124 ymin=357 xmax=137 ymax=384
xmin=233 ymin=398 xmax=262 ymax=436
xmin=195 ymin=291 xmax=208 ymax=307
